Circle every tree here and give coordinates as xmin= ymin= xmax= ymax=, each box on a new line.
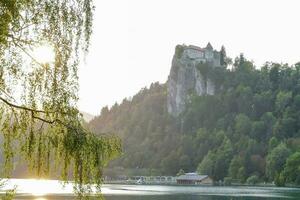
xmin=234 ymin=114 xmax=252 ymax=136
xmin=269 ymin=64 xmax=280 ymax=90
xmin=0 ymin=0 xmax=121 ymax=197
xmin=246 ymin=175 xmax=259 ymax=185
xmin=273 ymin=116 xmax=297 ymax=138
xmin=175 ymin=45 xmax=184 ymax=58
xmin=275 ymin=91 xmax=292 ymax=114
xmin=213 ymin=137 xmax=233 ymax=181
xmin=274 ymin=172 xmax=286 ymax=186
xmin=237 ymin=167 xmax=246 ymax=183
xmin=266 ymin=143 xmax=291 ymax=181
xmin=283 ymin=152 xmax=300 ymax=184
xmin=176 ymin=169 xmax=185 ymax=176
xmin=197 ymin=151 xmax=215 ymax=177
xmin=253 ymin=91 xmax=273 ymax=118
xmin=220 ymin=45 xmax=227 ymax=67
xmin=261 ymin=112 xmax=276 ymax=138
xmin=268 ymin=137 xmax=279 ymax=151
xmin=250 ymin=121 xmax=266 ymax=140
xmin=228 ymin=156 xmax=243 ymax=179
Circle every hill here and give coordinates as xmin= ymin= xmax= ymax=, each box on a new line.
xmin=89 ymin=44 xmax=300 ymax=186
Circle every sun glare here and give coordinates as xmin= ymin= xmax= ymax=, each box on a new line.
xmin=5 ymin=179 xmax=74 ymax=197
xmin=16 ymin=179 xmax=62 ymax=196
xmin=25 ymin=179 xmax=49 ymax=196
xmin=32 ymin=45 xmax=54 ymax=64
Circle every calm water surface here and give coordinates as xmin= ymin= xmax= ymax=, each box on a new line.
xmin=2 ymin=179 xmax=300 ymax=200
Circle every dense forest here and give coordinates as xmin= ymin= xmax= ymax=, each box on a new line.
xmin=89 ymin=55 xmax=300 ymax=186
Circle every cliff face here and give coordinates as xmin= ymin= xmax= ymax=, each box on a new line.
xmin=167 ymin=43 xmax=221 ymax=116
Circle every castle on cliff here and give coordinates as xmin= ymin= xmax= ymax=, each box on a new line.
xmin=180 ymin=42 xmax=221 ymax=67
xmin=167 ymin=43 xmax=224 ymax=116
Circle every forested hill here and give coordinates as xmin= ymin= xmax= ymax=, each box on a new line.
xmin=89 ymin=55 xmax=300 ymax=186
xmin=89 ymin=83 xmax=173 ymax=170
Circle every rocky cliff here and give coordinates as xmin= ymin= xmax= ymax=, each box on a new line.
xmin=167 ymin=43 xmax=222 ymax=116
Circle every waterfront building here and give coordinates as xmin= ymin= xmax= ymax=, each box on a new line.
xmin=176 ymin=173 xmax=213 ymax=185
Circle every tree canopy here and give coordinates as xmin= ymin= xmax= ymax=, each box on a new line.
xmin=0 ymin=0 xmax=121 ymax=198
xmin=90 ymin=56 xmax=300 ymax=186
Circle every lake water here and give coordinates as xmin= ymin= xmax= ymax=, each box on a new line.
xmin=1 ymin=179 xmax=300 ymax=200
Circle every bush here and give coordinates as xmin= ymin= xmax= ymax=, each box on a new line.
xmin=246 ymin=175 xmax=259 ymax=185
xmin=274 ymin=173 xmax=286 ymax=187
xmin=175 ymin=45 xmax=184 ymax=58
xmin=224 ymin=177 xmax=232 ymax=186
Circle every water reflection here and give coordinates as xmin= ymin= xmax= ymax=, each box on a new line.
xmin=1 ymin=179 xmax=300 ymax=200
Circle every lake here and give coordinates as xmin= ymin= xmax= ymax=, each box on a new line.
xmin=1 ymin=179 xmax=300 ymax=200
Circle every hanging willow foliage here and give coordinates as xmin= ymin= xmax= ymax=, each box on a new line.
xmin=0 ymin=0 xmax=121 ymax=198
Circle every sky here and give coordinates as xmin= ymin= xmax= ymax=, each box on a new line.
xmin=78 ymin=0 xmax=300 ymax=115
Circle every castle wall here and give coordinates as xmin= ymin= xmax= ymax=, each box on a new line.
xmin=183 ymin=48 xmax=204 ymax=59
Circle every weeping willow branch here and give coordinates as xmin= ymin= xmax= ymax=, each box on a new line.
xmin=12 ymin=39 xmax=46 ymax=68
xmin=0 ymin=95 xmax=89 ymax=138
xmin=0 ymin=95 xmax=79 ymax=134
xmin=0 ymin=1 xmax=122 ymax=199
xmin=31 ymin=113 xmax=80 ymax=134
xmin=0 ymin=96 xmax=66 ymax=114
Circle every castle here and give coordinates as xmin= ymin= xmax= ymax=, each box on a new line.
xmin=167 ymin=43 xmax=223 ymax=116
xmin=180 ymin=42 xmax=221 ymax=67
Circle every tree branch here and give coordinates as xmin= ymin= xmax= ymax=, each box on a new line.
xmin=0 ymin=96 xmax=53 ymax=114
xmin=31 ymin=113 xmax=81 ymax=135
xmin=0 ymin=97 xmax=81 ymax=134
xmin=32 ymin=114 xmax=56 ymax=124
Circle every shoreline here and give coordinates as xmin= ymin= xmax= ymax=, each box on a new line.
xmin=104 ymin=180 xmax=300 ymax=188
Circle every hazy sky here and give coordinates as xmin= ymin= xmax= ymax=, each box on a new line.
xmin=78 ymin=0 xmax=300 ymax=115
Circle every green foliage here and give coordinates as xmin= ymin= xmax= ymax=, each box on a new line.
xmin=208 ymin=67 xmax=226 ymax=91
xmin=228 ymin=156 xmax=243 ymax=180
xmin=90 ymin=83 xmax=170 ymax=173
xmin=246 ymin=175 xmax=259 ymax=185
xmin=0 ymin=179 xmax=16 ymax=200
xmin=0 ymin=0 xmax=121 ymax=198
xmin=235 ymin=114 xmax=251 ymax=136
xmin=275 ymin=91 xmax=292 ymax=113
xmin=196 ymin=62 xmax=211 ymax=81
xmin=175 ymin=45 xmax=184 ymax=58
xmin=250 ymin=121 xmax=266 ymax=140
xmin=268 ymin=137 xmax=279 ymax=151
xmin=197 ymin=151 xmax=215 ymax=177
xmin=266 ymin=143 xmax=291 ymax=181
xmin=90 ymin=56 xmax=300 ymax=186
xmin=1 ymin=188 xmax=16 ymax=200
xmin=213 ymin=137 xmax=233 ymax=181
xmin=274 ymin=172 xmax=286 ymax=187
xmin=223 ymin=177 xmax=232 ymax=186
xmin=220 ymin=46 xmax=227 ymax=66
xmin=176 ymin=169 xmax=185 ymax=176
xmin=237 ymin=167 xmax=246 ymax=183
xmin=283 ymin=152 xmax=300 ymax=184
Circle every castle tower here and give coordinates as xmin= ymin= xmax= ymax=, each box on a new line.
xmin=204 ymin=42 xmax=213 ymax=60
xmin=206 ymin=42 xmax=213 ymax=50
